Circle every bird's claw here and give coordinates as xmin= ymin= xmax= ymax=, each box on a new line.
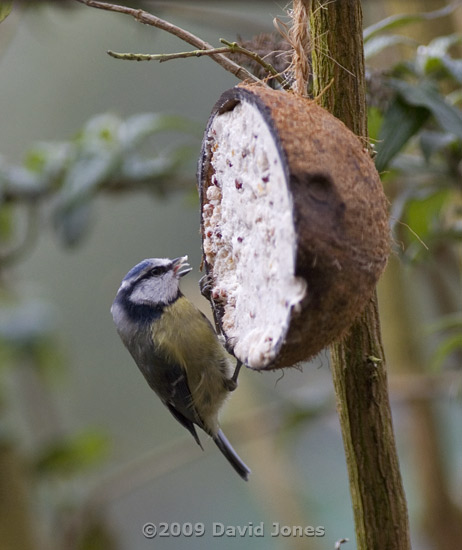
xmin=225 ymin=359 xmax=242 ymax=392
xmin=225 ymin=378 xmax=238 ymax=392
xmin=199 ymin=273 xmax=213 ymax=300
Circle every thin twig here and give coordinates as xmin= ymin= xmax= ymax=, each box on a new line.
xmin=220 ymin=39 xmax=288 ymax=88
xmin=107 ymin=47 xmax=232 ymax=63
xmin=74 ymin=0 xmax=263 ymax=84
xmin=107 ymin=40 xmax=288 ymax=87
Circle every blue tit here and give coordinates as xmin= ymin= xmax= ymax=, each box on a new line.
xmin=111 ymin=256 xmax=250 ymax=481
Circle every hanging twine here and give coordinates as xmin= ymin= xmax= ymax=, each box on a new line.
xmin=288 ymin=0 xmax=311 ymax=96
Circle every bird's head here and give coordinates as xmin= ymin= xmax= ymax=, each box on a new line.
xmin=115 ymin=256 xmax=192 ymax=308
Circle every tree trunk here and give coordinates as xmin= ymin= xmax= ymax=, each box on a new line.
xmin=308 ymin=2 xmax=411 ymax=549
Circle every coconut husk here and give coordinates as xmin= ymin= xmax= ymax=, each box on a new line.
xmin=198 ymin=84 xmax=390 ymax=370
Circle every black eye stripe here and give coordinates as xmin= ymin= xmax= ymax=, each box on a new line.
xmin=139 ymin=264 xmax=171 ymax=282
xmin=149 ymin=266 xmax=166 ymax=276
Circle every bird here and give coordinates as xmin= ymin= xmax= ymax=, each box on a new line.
xmin=111 ymin=256 xmax=250 ymax=480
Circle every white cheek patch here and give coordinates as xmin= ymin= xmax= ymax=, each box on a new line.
xmin=129 ymin=272 xmax=178 ymax=305
xmin=202 ymin=101 xmax=307 ymax=368
xmin=129 ymin=280 xmax=152 ymax=304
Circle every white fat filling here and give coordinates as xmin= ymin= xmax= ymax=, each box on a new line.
xmin=203 ymin=101 xmax=307 ymax=368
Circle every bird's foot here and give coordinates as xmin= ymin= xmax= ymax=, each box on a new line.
xmin=225 ymin=359 xmax=242 ymax=392
xmin=199 ymin=273 xmax=213 ymax=300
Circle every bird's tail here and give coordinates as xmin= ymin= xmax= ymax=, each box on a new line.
xmin=213 ymin=429 xmax=251 ymax=481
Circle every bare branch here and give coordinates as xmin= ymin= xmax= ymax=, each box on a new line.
xmin=74 ymin=0 xmax=262 ymax=84
xmin=107 ymin=47 xmax=232 ymax=63
xmin=220 ymin=39 xmax=288 ymax=88
xmin=107 ymin=40 xmax=288 ymax=87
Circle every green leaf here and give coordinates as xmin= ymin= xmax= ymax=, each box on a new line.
xmin=375 ymin=97 xmax=429 ymax=172
xmin=34 ymin=430 xmax=109 ymax=477
xmin=426 ymin=33 xmax=462 ymax=56
xmin=389 ymin=79 xmax=462 ymax=139
xmin=0 ymin=301 xmax=55 ymax=347
xmin=120 ymin=113 xmax=199 ymax=150
xmin=0 ymin=2 xmax=13 ymax=24
xmin=431 ymin=333 xmax=462 ymax=371
xmin=62 ymin=152 xmax=118 ymax=199
xmin=419 ymin=130 xmax=457 ymax=161
xmin=415 ymin=34 xmax=462 ymax=82
xmin=364 ymin=35 xmax=417 ymax=60
xmin=24 ymin=142 xmax=71 ymax=177
xmin=367 ymin=106 xmax=383 ymax=142
xmin=53 ymin=199 xmax=93 ymax=247
xmin=364 ymin=3 xmax=459 ymax=42
xmin=53 ymin=117 xmax=121 ymax=246
xmin=447 ymin=89 xmax=462 ymax=106
xmin=441 ymin=57 xmax=462 ymax=84
xmin=121 ymin=144 xmax=196 ymax=188
xmin=0 ymin=144 xmax=70 ymax=205
xmin=121 ymin=155 xmax=178 ymax=181
xmin=1 ymin=163 xmax=49 ymax=199
xmin=426 ymin=313 xmax=462 ymax=334
xmin=80 ymin=113 xmax=121 ymax=145
xmin=405 ymin=187 xmax=449 ymax=241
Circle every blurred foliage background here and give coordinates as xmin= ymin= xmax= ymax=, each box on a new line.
xmin=0 ymin=1 xmax=461 ymax=549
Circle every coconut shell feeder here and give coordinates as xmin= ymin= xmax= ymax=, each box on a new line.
xmin=198 ymin=84 xmax=390 ymax=371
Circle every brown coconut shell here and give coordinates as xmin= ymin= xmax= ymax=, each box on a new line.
xmin=198 ymin=84 xmax=390 ymax=370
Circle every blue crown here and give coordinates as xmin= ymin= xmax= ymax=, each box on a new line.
xmin=123 ymin=259 xmax=152 ymax=281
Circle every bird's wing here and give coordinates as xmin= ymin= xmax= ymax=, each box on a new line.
xmin=162 ymin=363 xmax=206 ymax=447
xmin=166 ymin=402 xmax=203 ymax=449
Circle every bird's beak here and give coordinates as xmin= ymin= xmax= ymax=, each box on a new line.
xmin=172 ymin=256 xmax=192 ymax=278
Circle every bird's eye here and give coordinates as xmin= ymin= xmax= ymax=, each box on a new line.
xmin=149 ymin=267 xmax=164 ymax=277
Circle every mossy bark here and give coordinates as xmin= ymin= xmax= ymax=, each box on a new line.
xmin=309 ymin=2 xmax=411 ymax=549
